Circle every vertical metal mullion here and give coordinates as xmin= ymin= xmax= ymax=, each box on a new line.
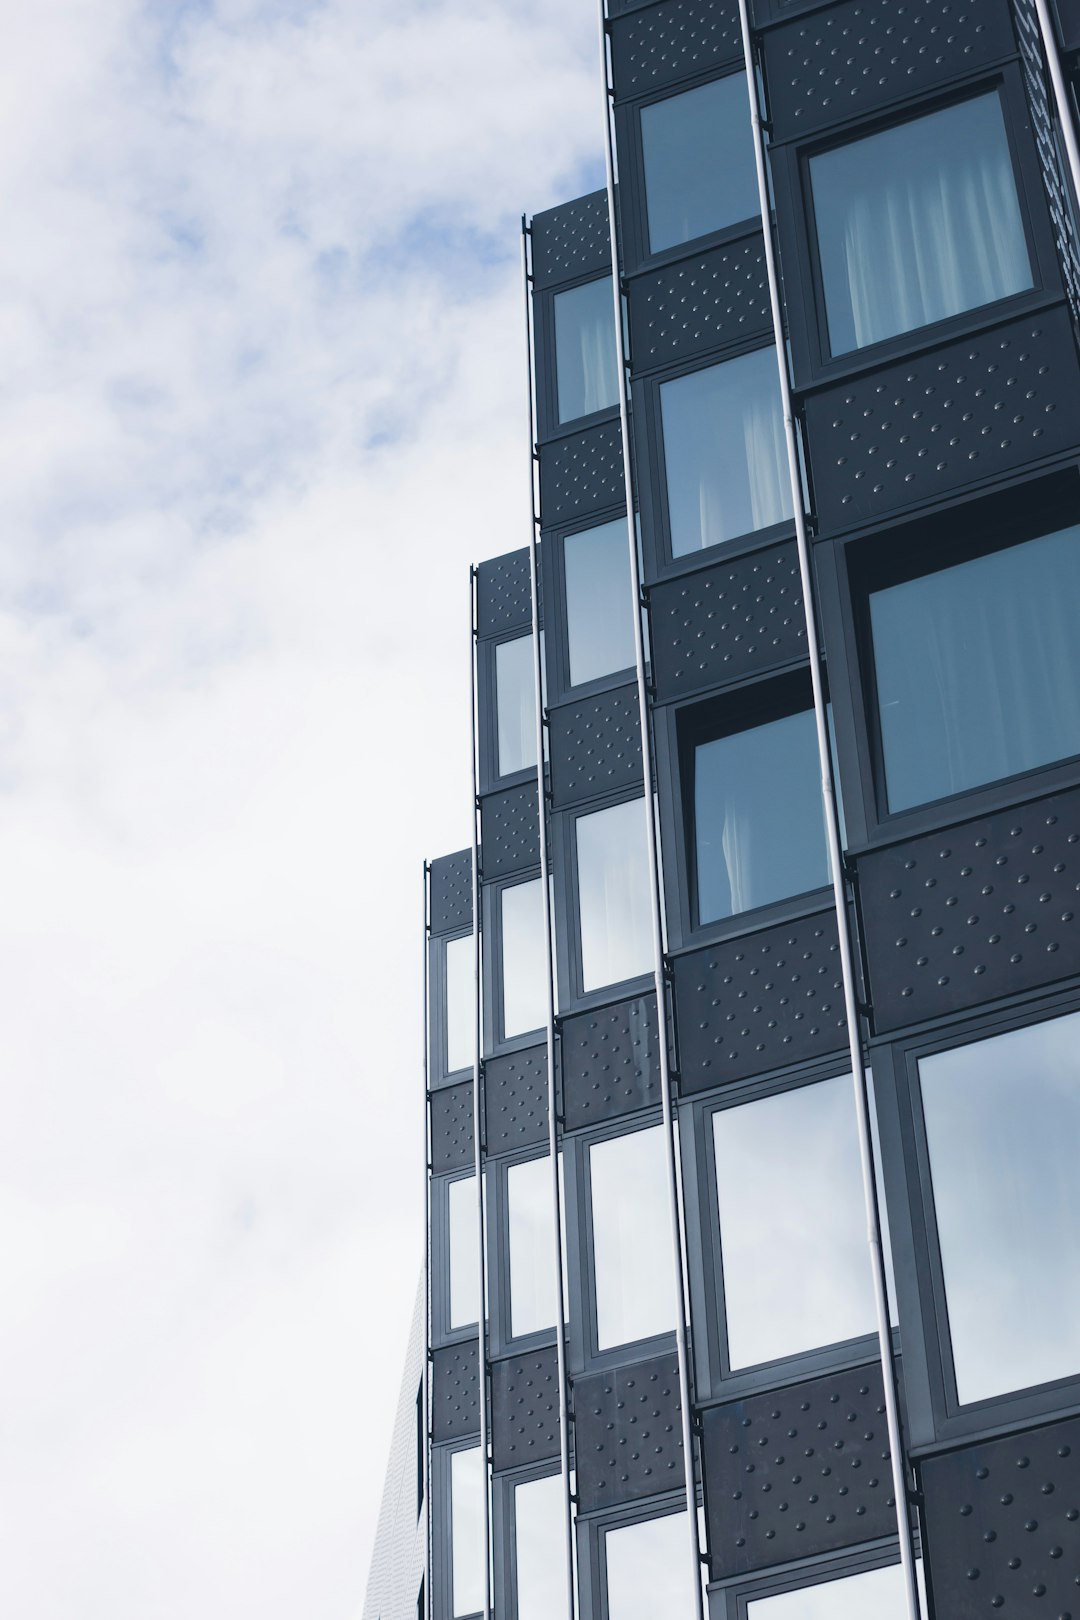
xmin=422 ymin=863 xmax=434 ymax=1620
xmin=1031 ymin=0 xmax=1080 ymax=209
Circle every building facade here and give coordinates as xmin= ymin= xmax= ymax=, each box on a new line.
xmin=417 ymin=2 xmax=1080 ymax=1618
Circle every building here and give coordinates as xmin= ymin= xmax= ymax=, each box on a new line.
xmin=361 ymin=1275 xmax=426 ymax=1620
xmin=412 ymin=2 xmax=1080 ymax=1618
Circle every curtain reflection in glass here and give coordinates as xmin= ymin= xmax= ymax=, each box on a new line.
xmin=450 ymin=1446 xmax=484 ymax=1618
xmin=576 ymin=798 xmax=653 ymax=992
xmin=920 ymin=1011 xmax=1080 ymax=1403
xmin=508 ymin=1154 xmax=557 ymax=1339
xmin=640 ymin=76 xmax=758 ymax=253
xmin=605 ymin=1512 xmax=695 ymax=1620
xmin=445 ymin=933 xmax=474 ymax=1074
xmin=514 ymin=1474 xmax=565 ymax=1620
xmin=590 ymin=1124 xmax=675 ymax=1349
xmin=496 ymin=634 xmax=538 ymax=778
xmin=870 ymin=527 xmax=1080 ymax=813
xmin=660 ymin=346 xmax=790 ymax=556
xmin=554 ymin=277 xmax=619 ymax=424
xmin=501 ymin=878 xmax=546 ymax=1039
xmin=811 ymin=93 xmax=1032 ymax=355
xmin=747 ymin=1559 xmax=921 ymax=1619
xmin=448 ymin=1175 xmax=480 ymax=1330
xmin=564 ymin=517 xmax=636 ymax=688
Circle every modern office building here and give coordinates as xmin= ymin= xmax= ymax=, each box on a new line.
xmin=412 ymin=2 xmax=1080 ymax=1618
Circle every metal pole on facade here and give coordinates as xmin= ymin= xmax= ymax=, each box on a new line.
xmin=596 ymin=8 xmax=707 ymax=1617
xmin=422 ymin=862 xmax=434 ymax=1620
xmin=520 ymin=217 xmax=578 ymax=1620
xmin=734 ymin=6 xmax=922 ymax=1616
xmin=1031 ymin=0 xmax=1080 ymax=207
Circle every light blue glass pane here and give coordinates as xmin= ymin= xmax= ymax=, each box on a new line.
xmin=695 ymin=707 xmax=828 ymax=922
xmin=564 ymin=518 xmax=636 ymax=687
xmin=554 ymin=277 xmax=619 ymax=423
xmin=450 ymin=1446 xmax=484 ymax=1618
xmin=507 ymin=1154 xmax=556 ymax=1339
xmin=590 ymin=1124 xmax=675 ymax=1349
xmin=575 ymin=797 xmax=653 ymax=992
xmin=641 ymin=76 xmax=759 ymax=253
xmin=660 ymin=346 xmax=791 ymax=556
xmin=811 ymin=93 xmax=1032 ymax=355
xmin=496 ymin=634 xmax=537 ymax=778
xmin=445 ymin=934 xmax=474 ymax=1074
xmin=514 ymin=1474 xmax=565 ymax=1620
xmin=605 ymin=1513 xmax=696 ymax=1620
xmin=448 ymin=1175 xmax=479 ymax=1330
xmin=870 ymin=527 xmax=1080 ymax=812
xmin=920 ymin=1011 xmax=1080 ymax=1404
xmin=748 ymin=1560 xmax=922 ymax=1619
xmin=501 ymin=878 xmax=546 ymax=1039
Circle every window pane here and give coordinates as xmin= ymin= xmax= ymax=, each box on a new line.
xmin=576 ymin=798 xmax=653 ymax=993
xmin=695 ymin=707 xmax=828 ymax=922
xmin=564 ymin=517 xmax=636 ymax=688
xmin=748 ymin=1560 xmax=919 ymax=1619
xmin=514 ymin=1474 xmax=564 ymax=1620
xmin=445 ymin=934 xmax=474 ymax=1074
xmin=920 ymin=1011 xmax=1080 ymax=1404
xmin=869 ymin=527 xmax=1080 ymax=813
xmin=450 ymin=1446 xmax=484 ymax=1618
xmin=554 ymin=277 xmax=619 ymax=423
xmin=496 ymin=635 xmax=537 ymax=778
xmin=810 ymin=93 xmax=1032 ymax=356
xmin=713 ymin=1076 xmax=876 ymax=1367
xmin=508 ymin=1155 xmax=556 ymax=1339
xmin=501 ymin=878 xmax=546 ymax=1039
xmin=660 ymin=346 xmax=790 ymax=557
xmin=605 ymin=1512 xmax=696 ymax=1620
xmin=641 ymin=76 xmax=758 ymax=253
xmin=590 ymin=1124 xmax=675 ymax=1349
xmin=448 ymin=1175 xmax=480 ymax=1330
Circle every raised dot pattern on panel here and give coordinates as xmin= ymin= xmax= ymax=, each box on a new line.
xmin=531 ymin=191 xmax=611 ymax=291
xmin=649 ymin=544 xmax=805 ymax=703
xmin=539 ymin=422 xmax=624 ymax=527
xmin=806 ymin=310 xmax=1080 ymax=535
xmin=430 ymin=1082 xmax=474 ymax=1174
xmin=857 ymin=787 xmax=1080 ymax=1034
xmin=673 ymin=911 xmax=848 ymax=1094
xmin=919 ymin=1416 xmax=1080 ymax=1618
xmin=484 ymin=1045 xmax=549 ymax=1156
xmin=549 ymin=684 xmax=644 ymax=809
xmin=629 ymin=238 xmax=771 ymax=370
xmin=491 ymin=1347 xmax=561 ymax=1473
xmin=481 ymin=783 xmax=540 ymax=879
xmin=611 ymin=0 xmax=743 ymax=98
xmin=431 ymin=1340 xmax=481 ymax=1443
xmin=574 ymin=1353 xmax=685 ymax=1513
xmin=703 ymin=1362 xmax=896 ymax=1578
xmin=429 ymin=849 xmax=473 ymax=936
xmin=476 ymin=549 xmax=533 ymax=639
xmin=561 ymin=993 xmax=662 ymax=1130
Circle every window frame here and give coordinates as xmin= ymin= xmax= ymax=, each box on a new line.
xmin=485 ymin=1145 xmax=562 ymax=1360
xmin=479 ymin=629 xmax=540 ymax=795
xmin=578 ymin=1492 xmax=695 ymax=1620
xmin=535 ymin=269 xmax=622 ymax=442
xmin=552 ymin=790 xmax=656 ymax=1016
xmin=430 ymin=1436 xmax=486 ymax=1620
xmin=430 ymin=1168 xmax=483 ymax=1349
xmin=429 ymin=928 xmax=475 ymax=1089
xmin=491 ymin=1462 xmax=565 ymax=1620
xmin=483 ymin=869 xmax=548 ymax=1057
xmin=707 ymin=1539 xmax=920 ymax=1620
xmin=542 ymin=504 xmax=639 ymax=707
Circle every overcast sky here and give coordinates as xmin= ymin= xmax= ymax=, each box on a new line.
xmin=0 ymin=3 xmax=602 ymax=1614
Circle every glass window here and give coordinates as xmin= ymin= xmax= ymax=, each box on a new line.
xmin=496 ymin=634 xmax=537 ymax=778
xmin=554 ymin=276 xmax=619 ymax=424
xmin=590 ymin=1124 xmax=675 ymax=1349
xmin=868 ymin=526 xmax=1080 ymax=813
xmin=747 ymin=1560 xmax=921 ymax=1619
xmin=640 ymin=76 xmax=758 ymax=254
xmin=694 ymin=705 xmax=828 ymax=923
xmin=500 ymin=878 xmax=546 ymax=1040
xmin=450 ymin=1446 xmax=484 ymax=1618
xmin=605 ymin=1512 xmax=696 ymax=1620
xmin=514 ymin=1474 xmax=564 ymax=1620
xmin=810 ymin=92 xmax=1033 ymax=357
xmin=919 ymin=1010 xmax=1080 ymax=1404
xmin=445 ymin=934 xmax=474 ymax=1074
xmin=448 ymin=1175 xmax=480 ymax=1330
xmin=576 ymin=798 xmax=653 ymax=993
xmin=507 ymin=1155 xmax=557 ymax=1339
xmin=660 ymin=346 xmax=791 ymax=557
xmin=564 ymin=517 xmax=636 ymax=688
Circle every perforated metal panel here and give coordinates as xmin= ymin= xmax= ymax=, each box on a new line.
xmin=481 ymin=783 xmax=540 ymax=879
xmin=431 ymin=1340 xmax=481 ymax=1443
xmin=539 ymin=423 xmax=624 ymax=527
xmin=430 ymin=850 xmax=473 ymax=935
xmin=628 ymin=237 xmax=771 ymax=372
xmin=484 ymin=1045 xmax=549 ymax=1157
xmin=611 ymin=0 xmax=743 ymax=99
xmin=532 ymin=192 xmax=611 ymax=291
xmin=919 ymin=1416 xmax=1080 ymax=1619
xmin=490 ymin=1347 xmax=561 ymax=1473
xmin=477 ymin=549 xmax=533 ymax=639
xmin=430 ymin=1082 xmax=474 ymax=1174
xmin=806 ymin=308 xmax=1080 ymax=536
xmin=549 ymin=684 xmax=644 ymax=809
xmin=703 ymin=1362 xmax=897 ymax=1578
xmin=561 ymin=993 xmax=662 ymax=1130
xmin=673 ymin=911 xmax=848 ymax=1094
xmin=574 ymin=1353 xmax=685 ymax=1513
xmin=858 ymin=787 xmax=1080 ymax=1034
xmin=649 ymin=545 xmax=806 ymax=704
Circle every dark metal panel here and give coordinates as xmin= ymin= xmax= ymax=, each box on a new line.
xmin=490 ymin=1346 xmax=561 ymax=1473
xmin=628 ymin=236 xmax=772 ymax=372
xmin=1056 ymin=0 xmax=1080 ymax=50
xmin=806 ymin=307 xmax=1080 ymax=536
xmin=431 ymin=1339 xmax=481 ymax=1443
xmin=673 ymin=911 xmax=848 ymax=1094
xmin=429 ymin=849 xmax=473 ymax=936
xmin=649 ymin=544 xmax=806 ymax=704
xmin=919 ymin=1416 xmax=1080 ymax=1619
xmin=858 ymin=786 xmax=1080 ymax=1033
xmin=703 ymin=1361 xmax=897 ymax=1579
xmin=476 ymin=548 xmax=533 ymax=639
xmin=539 ymin=422 xmax=625 ymax=527
xmin=531 ymin=191 xmax=611 ymax=292
xmin=549 ymin=684 xmax=644 ymax=809
xmin=484 ymin=1045 xmax=549 ymax=1157
xmin=430 ymin=1081 xmax=474 ymax=1175
xmin=574 ymin=1352 xmax=685 ymax=1513
xmin=561 ymin=993 xmax=662 ymax=1130
xmin=481 ymin=783 xmax=540 ymax=879
xmin=611 ymin=0 xmax=743 ymax=101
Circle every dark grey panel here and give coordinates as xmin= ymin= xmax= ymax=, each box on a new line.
xmin=919 ymin=1416 xmax=1080 ymax=1619
xmin=575 ymin=1352 xmax=685 ymax=1514
xmin=703 ymin=1361 xmax=897 ymax=1579
xmin=649 ymin=544 xmax=806 ymax=704
xmin=430 ymin=1081 xmax=474 ymax=1175
xmin=628 ymin=237 xmax=771 ymax=371
xmin=561 ymin=993 xmax=662 ymax=1130
xmin=477 ymin=549 xmax=532 ymax=639
xmin=481 ymin=783 xmax=540 ymax=879
xmin=430 ymin=849 xmax=472 ymax=936
xmin=432 ymin=1339 xmax=480 ymax=1443
xmin=490 ymin=1346 xmax=561 ymax=1473
xmin=484 ymin=1045 xmax=549 ymax=1157
xmin=806 ymin=308 xmax=1080 ymax=536
xmin=611 ymin=0 xmax=742 ymax=100
xmin=764 ymin=0 xmax=1016 ymax=144
xmin=673 ymin=911 xmax=847 ymax=1094
xmin=532 ymin=192 xmax=611 ymax=292
xmin=858 ymin=787 xmax=1080 ymax=1034
xmin=539 ymin=422 xmax=624 ymax=527
xmin=1056 ymin=0 xmax=1080 ymax=50
xmin=549 ymin=684 xmax=644 ymax=809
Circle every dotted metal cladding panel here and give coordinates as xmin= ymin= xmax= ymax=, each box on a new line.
xmin=918 ymin=1416 xmax=1080 ymax=1618
xmin=649 ymin=544 xmax=806 ymax=705
xmin=574 ymin=1352 xmax=685 ymax=1514
xmin=628 ymin=237 xmax=771 ymax=372
xmin=484 ymin=1045 xmax=549 ymax=1157
xmin=805 ymin=309 xmax=1080 ymax=537
xmin=431 ymin=1340 xmax=481 ymax=1443
xmin=476 ymin=549 xmax=533 ymax=639
xmin=430 ymin=1082 xmax=474 ymax=1175
xmin=430 ymin=850 xmax=472 ymax=936
xmin=491 ymin=1346 xmax=561 ymax=1473
xmin=561 ymin=993 xmax=662 ymax=1130
xmin=539 ymin=422 xmax=625 ymax=528
xmin=481 ymin=783 xmax=540 ymax=880
xmin=610 ymin=0 xmax=743 ymax=101
xmin=763 ymin=0 xmax=1016 ymax=145
xmin=549 ymin=684 xmax=644 ymax=809
xmin=703 ymin=1362 xmax=897 ymax=1579
xmin=673 ymin=911 xmax=848 ymax=1094
xmin=531 ymin=192 xmax=611 ymax=292
xmin=857 ymin=787 xmax=1080 ymax=1034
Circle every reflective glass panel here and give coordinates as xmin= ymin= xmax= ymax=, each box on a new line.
xmin=496 ymin=634 xmax=537 ymax=778
xmin=448 ymin=1174 xmax=480 ymax=1330
xmin=660 ymin=346 xmax=791 ymax=556
xmin=920 ymin=1011 xmax=1080 ymax=1403
xmin=554 ymin=277 xmax=619 ymax=424
xmin=810 ymin=93 xmax=1032 ymax=356
xmin=576 ymin=797 xmax=653 ymax=993
xmin=869 ymin=527 xmax=1080 ymax=813
xmin=605 ymin=1512 xmax=695 ymax=1620
xmin=564 ymin=517 xmax=636 ymax=688
xmin=450 ymin=1446 xmax=484 ymax=1618
xmin=514 ymin=1473 xmax=565 ymax=1620
xmin=748 ymin=1560 xmax=921 ymax=1619
xmin=501 ymin=878 xmax=546 ymax=1039
xmin=641 ymin=76 xmax=759 ymax=253
xmin=695 ymin=707 xmax=829 ymax=922
xmin=590 ymin=1124 xmax=675 ymax=1349
xmin=508 ymin=1154 xmax=557 ymax=1339
xmin=445 ymin=934 xmax=474 ymax=1074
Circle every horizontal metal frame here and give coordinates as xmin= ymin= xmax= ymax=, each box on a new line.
xmin=550 ymin=786 xmax=655 ymax=1016
xmin=480 ymin=867 xmax=546 ymax=1058
xmin=708 ymin=1536 xmax=913 ymax=1618
xmin=483 ymin=1143 xmax=561 ymax=1362
xmin=533 ymin=267 xmax=623 ymax=447
xmin=476 ymin=629 xmax=541 ymax=797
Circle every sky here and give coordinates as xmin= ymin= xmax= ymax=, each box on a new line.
xmin=0 ymin=2 xmax=603 ymax=1614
